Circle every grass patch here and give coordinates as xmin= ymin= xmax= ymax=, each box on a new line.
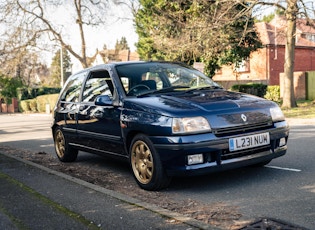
xmin=282 ymin=100 xmax=315 ymax=118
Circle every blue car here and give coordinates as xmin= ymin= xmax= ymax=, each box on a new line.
xmin=52 ymin=61 xmax=289 ymax=190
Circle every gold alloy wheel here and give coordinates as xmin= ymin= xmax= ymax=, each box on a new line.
xmin=55 ymin=129 xmax=65 ymax=159
xmin=131 ymin=140 xmax=154 ymax=185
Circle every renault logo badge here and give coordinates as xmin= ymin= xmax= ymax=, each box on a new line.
xmin=241 ymin=114 xmax=247 ymax=122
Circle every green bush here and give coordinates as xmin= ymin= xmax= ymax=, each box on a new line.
xmin=19 ymin=94 xmax=59 ymax=113
xmin=0 ymin=74 xmax=23 ymax=102
xmin=17 ymin=87 xmax=61 ymax=100
xmin=231 ymin=83 xmax=281 ymax=103
xmin=231 ymin=83 xmax=267 ymax=98
xmin=19 ymin=100 xmax=31 ymax=112
xmin=46 ymin=94 xmax=59 ymax=109
xmin=36 ymin=95 xmax=48 ymax=112
xmin=264 ymin=86 xmax=281 ymax=103
xmin=29 ymin=99 xmax=38 ymax=112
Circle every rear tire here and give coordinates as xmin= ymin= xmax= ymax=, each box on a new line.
xmin=129 ymin=134 xmax=171 ymax=191
xmin=53 ymin=127 xmax=78 ymax=162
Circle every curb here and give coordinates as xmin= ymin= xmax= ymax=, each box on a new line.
xmin=1 ymin=151 xmax=220 ymax=230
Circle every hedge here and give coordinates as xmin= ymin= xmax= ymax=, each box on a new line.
xmin=19 ymin=94 xmax=59 ymax=113
xmin=17 ymin=87 xmax=61 ymax=100
xmin=231 ymin=83 xmax=267 ymax=98
xmin=231 ymin=83 xmax=281 ymax=103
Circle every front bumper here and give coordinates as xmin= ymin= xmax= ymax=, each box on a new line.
xmin=150 ymin=121 xmax=289 ymax=177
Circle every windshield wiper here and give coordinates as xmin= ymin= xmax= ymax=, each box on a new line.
xmin=157 ymin=85 xmax=190 ymax=93
xmin=137 ymin=85 xmax=190 ymax=97
xmin=183 ymin=85 xmax=223 ymax=94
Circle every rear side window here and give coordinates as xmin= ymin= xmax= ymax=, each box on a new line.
xmin=82 ymin=70 xmax=113 ymax=103
xmin=60 ymin=72 xmax=85 ymax=102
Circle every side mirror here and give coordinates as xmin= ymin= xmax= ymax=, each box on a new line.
xmin=95 ymin=95 xmax=113 ymax=107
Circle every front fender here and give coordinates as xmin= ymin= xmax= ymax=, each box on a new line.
xmin=121 ymin=109 xmax=173 ymax=136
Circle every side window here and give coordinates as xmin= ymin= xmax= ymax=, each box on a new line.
xmin=60 ymin=72 xmax=85 ymax=102
xmin=82 ymin=70 xmax=113 ymax=103
xmin=120 ymin=77 xmax=129 ymax=92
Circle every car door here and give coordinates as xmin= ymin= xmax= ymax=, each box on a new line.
xmin=54 ymin=72 xmax=86 ymax=144
xmin=76 ymin=70 xmax=125 ymax=156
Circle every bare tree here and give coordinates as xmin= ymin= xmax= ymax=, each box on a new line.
xmin=252 ymin=0 xmax=315 ymax=108
xmin=0 ymin=0 xmax=110 ymax=69
xmin=282 ymin=0 xmax=298 ymax=108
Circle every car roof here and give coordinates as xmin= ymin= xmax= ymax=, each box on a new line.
xmin=71 ymin=61 xmax=189 ymax=77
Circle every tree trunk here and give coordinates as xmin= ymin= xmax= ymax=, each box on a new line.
xmin=282 ymin=0 xmax=298 ymax=108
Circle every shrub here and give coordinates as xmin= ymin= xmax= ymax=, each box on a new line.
xmin=0 ymin=74 xmax=23 ymax=102
xmin=231 ymin=83 xmax=267 ymax=98
xmin=46 ymin=94 xmax=59 ymax=110
xmin=17 ymin=87 xmax=61 ymax=100
xmin=36 ymin=95 xmax=48 ymax=112
xmin=19 ymin=100 xmax=31 ymax=112
xmin=36 ymin=94 xmax=59 ymax=112
xmin=19 ymin=93 xmax=59 ymax=113
xmin=231 ymin=83 xmax=281 ymax=103
xmin=29 ymin=99 xmax=38 ymax=112
xmin=264 ymin=86 xmax=281 ymax=103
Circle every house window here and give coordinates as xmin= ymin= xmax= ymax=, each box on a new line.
xmin=303 ymin=33 xmax=315 ymax=42
xmin=215 ymin=68 xmax=222 ymax=75
xmin=309 ymin=34 xmax=315 ymax=42
xmin=235 ymin=59 xmax=250 ymax=73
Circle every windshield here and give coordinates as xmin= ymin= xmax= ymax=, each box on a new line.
xmin=115 ymin=62 xmax=220 ymax=96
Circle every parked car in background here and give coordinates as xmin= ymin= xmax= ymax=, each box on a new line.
xmin=52 ymin=61 xmax=289 ymax=190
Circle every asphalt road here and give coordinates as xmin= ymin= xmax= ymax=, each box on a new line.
xmin=1 ymin=113 xmax=314 ymax=229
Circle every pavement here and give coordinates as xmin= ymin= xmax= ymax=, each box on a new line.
xmin=0 ymin=151 xmax=217 ymax=230
xmin=1 ymin=113 xmax=314 ymax=230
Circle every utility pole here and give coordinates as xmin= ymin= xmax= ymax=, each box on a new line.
xmin=60 ymin=47 xmax=64 ymax=87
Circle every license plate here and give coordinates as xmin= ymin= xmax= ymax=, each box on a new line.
xmin=229 ymin=132 xmax=270 ymax=152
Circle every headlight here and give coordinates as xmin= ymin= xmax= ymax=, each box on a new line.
xmin=270 ymin=106 xmax=285 ymax=122
xmin=172 ymin=116 xmax=211 ymax=134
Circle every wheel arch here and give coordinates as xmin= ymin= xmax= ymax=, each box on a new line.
xmin=51 ymin=124 xmax=59 ymax=140
xmin=124 ymin=130 xmax=149 ymax=156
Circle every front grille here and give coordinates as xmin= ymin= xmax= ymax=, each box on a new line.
xmin=204 ymin=140 xmax=275 ymax=164
xmin=221 ymin=145 xmax=271 ymax=161
xmin=212 ymin=121 xmax=273 ymax=137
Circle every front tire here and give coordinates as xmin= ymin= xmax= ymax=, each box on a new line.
xmin=53 ymin=127 xmax=78 ymax=162
xmin=130 ymin=134 xmax=171 ymax=191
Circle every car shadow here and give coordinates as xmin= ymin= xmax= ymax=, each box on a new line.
xmin=167 ymin=164 xmax=291 ymax=193
xmin=73 ymin=152 xmax=292 ymax=194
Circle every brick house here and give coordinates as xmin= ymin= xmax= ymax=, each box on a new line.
xmin=92 ymin=49 xmax=140 ymax=66
xmin=212 ymin=16 xmax=315 ymax=88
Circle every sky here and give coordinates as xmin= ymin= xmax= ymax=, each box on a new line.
xmin=42 ymin=1 xmax=138 ymax=72
xmin=69 ymin=17 xmax=138 ymax=73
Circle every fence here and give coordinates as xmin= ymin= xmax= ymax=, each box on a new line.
xmin=306 ymin=71 xmax=315 ymax=100
xmin=0 ymin=98 xmax=18 ymax=113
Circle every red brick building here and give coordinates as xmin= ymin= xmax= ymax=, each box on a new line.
xmin=92 ymin=49 xmax=140 ymax=66
xmin=213 ymin=17 xmax=315 ymax=87
xmin=0 ymin=98 xmax=18 ymax=113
